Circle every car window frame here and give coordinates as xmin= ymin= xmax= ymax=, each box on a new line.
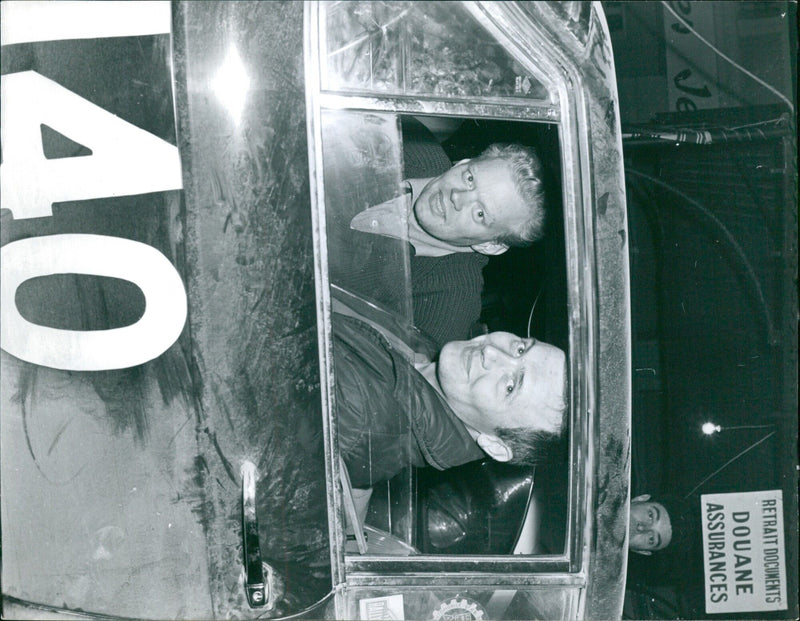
xmin=304 ymin=0 xmax=602 ymax=587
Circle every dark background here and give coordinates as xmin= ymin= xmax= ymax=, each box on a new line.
xmin=601 ymin=2 xmax=797 ymax=618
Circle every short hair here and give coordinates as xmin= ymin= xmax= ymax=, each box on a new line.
xmin=495 ymin=426 xmax=565 ymax=466
xmin=476 ymin=143 xmax=546 ymax=247
xmin=495 ymin=379 xmax=569 ymax=467
xmin=647 ymin=494 xmax=691 ymax=554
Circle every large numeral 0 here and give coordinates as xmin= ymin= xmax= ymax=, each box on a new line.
xmin=1 ymin=234 xmax=187 ymax=371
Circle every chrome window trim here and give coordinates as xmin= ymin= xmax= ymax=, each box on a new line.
xmin=345 ymin=572 xmax=586 ymax=588
xmin=345 ymin=556 xmax=570 ymax=577
xmin=318 ymin=92 xmax=560 ymax=122
xmin=304 ymin=0 xmax=346 ymax=604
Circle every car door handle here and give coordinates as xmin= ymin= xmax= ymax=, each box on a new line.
xmin=241 ymin=460 xmax=271 ymax=608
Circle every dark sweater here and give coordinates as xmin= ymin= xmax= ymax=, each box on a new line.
xmin=410 ymin=251 xmax=488 ymax=348
xmin=329 ymin=118 xmax=488 ymax=349
xmin=403 ymin=117 xmax=488 ymax=347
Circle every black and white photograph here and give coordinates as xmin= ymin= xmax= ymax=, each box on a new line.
xmin=1 ymin=2 xmax=797 ymax=619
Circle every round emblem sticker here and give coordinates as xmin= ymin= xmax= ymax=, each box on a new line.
xmin=432 ymin=597 xmax=486 ymax=621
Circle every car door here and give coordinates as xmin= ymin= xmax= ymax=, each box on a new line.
xmin=2 ymin=2 xmax=631 ymax=619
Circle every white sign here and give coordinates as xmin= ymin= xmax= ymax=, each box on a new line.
xmin=1 ymin=1 xmax=170 ymax=46
xmin=701 ymin=490 xmax=787 ymax=613
xmin=358 ymin=594 xmax=405 ymax=620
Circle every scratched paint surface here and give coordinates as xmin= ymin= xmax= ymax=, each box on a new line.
xmin=0 ymin=33 xmax=213 ymax=618
xmin=173 ymin=2 xmax=330 ymax=616
xmin=0 ymin=352 xmax=212 ymax=618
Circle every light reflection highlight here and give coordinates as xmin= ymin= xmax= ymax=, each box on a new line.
xmin=211 ymin=45 xmax=250 ymax=126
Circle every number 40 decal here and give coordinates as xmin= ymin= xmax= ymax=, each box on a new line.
xmin=0 ymin=71 xmax=187 ymax=371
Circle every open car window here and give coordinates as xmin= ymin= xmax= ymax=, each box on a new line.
xmin=320 ymin=110 xmax=571 ymax=564
xmin=304 ymin=6 xmax=629 ymax=620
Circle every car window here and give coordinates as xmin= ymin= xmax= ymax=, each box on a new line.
xmin=321 ymin=109 xmax=412 ymax=319
xmin=323 ymin=113 xmax=571 ymax=563
xmin=306 ymin=0 xmax=581 ymax=579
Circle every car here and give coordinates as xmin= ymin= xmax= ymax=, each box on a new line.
xmin=2 ymin=1 xmax=629 ymax=619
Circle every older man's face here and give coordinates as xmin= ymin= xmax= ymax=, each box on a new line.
xmin=413 ymin=158 xmax=529 ymax=246
xmin=436 ymin=332 xmax=567 ymax=435
xmin=629 ymin=498 xmax=672 ymax=553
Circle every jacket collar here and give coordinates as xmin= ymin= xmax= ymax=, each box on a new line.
xmin=332 ymin=288 xmax=486 ymax=470
xmin=349 ymin=180 xmax=478 ymax=257
xmin=387 ymin=345 xmax=486 ymax=470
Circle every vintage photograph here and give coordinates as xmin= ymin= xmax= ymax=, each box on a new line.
xmin=1 ymin=2 xmax=797 ymax=619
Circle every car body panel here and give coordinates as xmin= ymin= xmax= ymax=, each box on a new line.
xmin=171 ymin=2 xmax=332 ymax=617
xmin=1 ymin=2 xmax=630 ymax=618
xmin=0 ymin=20 xmax=215 ymax=619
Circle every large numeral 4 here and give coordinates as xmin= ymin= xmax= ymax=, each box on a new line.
xmin=0 ymin=71 xmax=182 ymax=219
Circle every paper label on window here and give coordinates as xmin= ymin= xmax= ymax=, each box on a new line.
xmin=358 ymin=594 xmax=405 ymax=620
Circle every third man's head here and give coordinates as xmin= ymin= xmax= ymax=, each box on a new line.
xmin=629 ymin=494 xmax=674 ymax=554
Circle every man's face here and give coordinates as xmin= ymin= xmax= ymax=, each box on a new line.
xmin=413 ymin=158 xmax=530 ymax=246
xmin=629 ymin=499 xmax=672 ymax=553
xmin=436 ymin=332 xmax=567 ymax=435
